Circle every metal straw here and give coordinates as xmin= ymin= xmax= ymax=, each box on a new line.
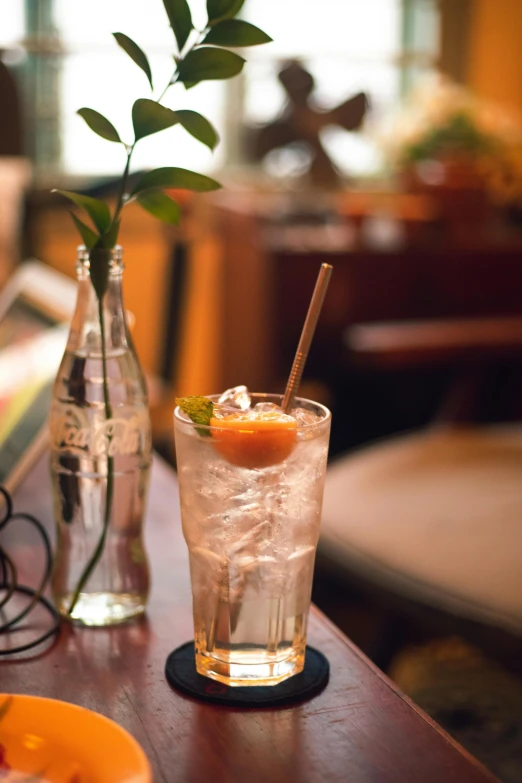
xmin=281 ymin=263 xmax=333 ymax=413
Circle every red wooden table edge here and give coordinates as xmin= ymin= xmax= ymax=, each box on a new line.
xmin=310 ymin=604 xmax=500 ymax=783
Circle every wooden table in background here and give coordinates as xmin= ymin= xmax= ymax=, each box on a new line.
xmin=2 ymin=455 xmax=498 ymax=783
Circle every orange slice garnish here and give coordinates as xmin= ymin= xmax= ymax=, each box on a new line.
xmin=210 ymin=410 xmax=297 ymax=469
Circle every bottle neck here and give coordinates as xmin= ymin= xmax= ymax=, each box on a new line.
xmin=68 ymin=246 xmax=130 ymax=354
xmin=76 ymin=245 xmax=124 ymax=281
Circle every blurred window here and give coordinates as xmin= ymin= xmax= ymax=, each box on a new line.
xmin=0 ymin=1 xmax=24 ymax=48
xmin=0 ymin=0 xmax=439 ymax=180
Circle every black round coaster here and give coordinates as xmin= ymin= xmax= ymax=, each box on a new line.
xmin=165 ymin=642 xmax=329 ymax=707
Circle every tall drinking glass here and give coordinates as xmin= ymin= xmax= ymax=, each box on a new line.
xmin=174 ymin=393 xmax=331 ymax=686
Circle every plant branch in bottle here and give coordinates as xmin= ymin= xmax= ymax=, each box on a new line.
xmin=53 ymin=0 xmax=271 ymax=617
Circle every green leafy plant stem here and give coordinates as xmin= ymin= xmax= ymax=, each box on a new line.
xmin=108 ymin=64 xmax=179 ymax=231
xmin=111 ymin=65 xmax=180 ymax=225
xmin=60 ymin=0 xmax=270 ymax=616
xmin=68 ymin=299 xmax=114 ymax=616
xmin=160 ymin=70 xmax=178 ymax=101
xmin=67 ymin=64 xmax=185 ymax=615
xmin=113 ymin=144 xmax=135 ymax=226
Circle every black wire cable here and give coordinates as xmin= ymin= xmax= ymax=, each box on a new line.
xmin=0 ymin=486 xmax=61 ymax=655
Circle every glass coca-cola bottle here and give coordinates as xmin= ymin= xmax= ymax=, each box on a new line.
xmin=49 ymin=245 xmax=151 ymax=626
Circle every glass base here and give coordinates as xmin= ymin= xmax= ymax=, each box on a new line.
xmin=195 ymin=647 xmax=305 ymax=687
xmin=56 ymin=591 xmax=147 ymax=626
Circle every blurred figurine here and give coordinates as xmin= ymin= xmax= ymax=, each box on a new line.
xmin=249 ymin=60 xmax=368 ymax=187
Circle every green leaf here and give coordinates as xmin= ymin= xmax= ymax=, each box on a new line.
xmin=207 ymin=0 xmax=244 ymax=23
xmin=183 ymin=81 xmax=200 ymax=90
xmin=137 ymin=191 xmax=181 ymax=224
xmin=77 ymin=108 xmax=121 ymax=143
xmin=113 ymin=32 xmax=153 ymax=90
xmin=176 ymin=396 xmax=214 ymax=436
xmin=131 ymin=167 xmax=221 ymax=195
xmin=177 ymin=47 xmax=245 ymax=83
xmin=175 ymin=110 xmax=219 ymax=150
xmin=53 ymin=190 xmax=112 ymax=234
xmin=89 ymin=246 xmax=112 ymax=301
xmin=132 ymin=99 xmax=179 ymax=141
xmin=70 ymin=213 xmax=99 ymax=249
xmin=203 ymin=20 xmax=272 ymax=47
xmin=228 ymin=0 xmax=245 ymax=16
xmin=163 ymin=0 xmax=193 ymax=52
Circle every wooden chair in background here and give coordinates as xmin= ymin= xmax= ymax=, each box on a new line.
xmin=317 ymin=315 xmax=522 ymax=673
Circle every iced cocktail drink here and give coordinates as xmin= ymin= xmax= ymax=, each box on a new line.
xmin=174 ymin=393 xmax=331 ymax=686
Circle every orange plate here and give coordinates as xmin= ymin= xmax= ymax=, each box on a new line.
xmin=0 ymin=694 xmax=152 ymax=783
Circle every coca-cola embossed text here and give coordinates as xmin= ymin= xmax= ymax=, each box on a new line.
xmin=50 ymin=402 xmax=149 ymax=457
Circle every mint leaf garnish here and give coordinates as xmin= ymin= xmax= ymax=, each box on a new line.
xmin=176 ymin=396 xmax=214 ymax=435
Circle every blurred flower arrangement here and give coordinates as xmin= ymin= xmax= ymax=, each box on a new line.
xmin=382 ymin=75 xmax=522 ymax=207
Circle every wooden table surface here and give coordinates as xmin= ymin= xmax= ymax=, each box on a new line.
xmin=1 ymin=454 xmax=498 ymax=783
